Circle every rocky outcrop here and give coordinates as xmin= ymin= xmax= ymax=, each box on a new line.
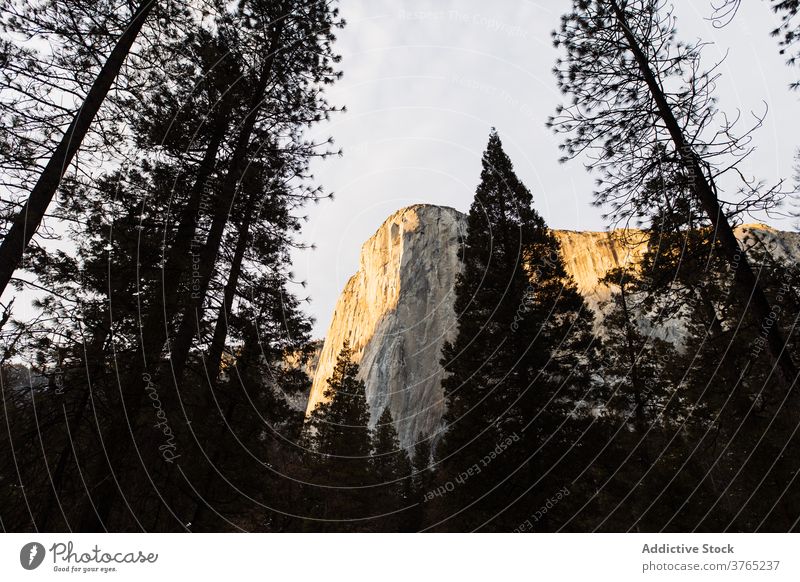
xmin=305 ymin=204 xmax=795 ymax=448
xmin=306 ymin=205 xmax=465 ymax=447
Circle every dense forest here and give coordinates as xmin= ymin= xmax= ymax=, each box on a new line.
xmin=1 ymin=0 xmax=799 ymax=532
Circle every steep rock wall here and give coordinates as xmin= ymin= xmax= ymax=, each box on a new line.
xmin=305 ymin=204 xmax=794 ymax=448
xmin=306 ymin=205 xmax=465 ymax=446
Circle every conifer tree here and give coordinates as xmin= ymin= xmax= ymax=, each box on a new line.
xmin=0 ymin=0 xmax=343 ymax=532
xmin=0 ymin=0 xmax=177 ymax=299
xmin=671 ymin=239 xmax=800 ymax=531
xmin=433 ymin=130 xmax=597 ymax=531
xmin=770 ymin=0 xmax=800 ymax=88
xmin=370 ymin=407 xmax=413 ymax=531
xmin=73 ymin=0 xmax=342 ymax=531
xmin=599 ymin=267 xmax=681 ymax=437
xmin=410 ymin=438 xmax=435 ymax=530
xmin=307 ymin=342 xmax=374 ymax=531
xmin=578 ymin=265 xmax=710 ymax=531
xmin=550 ymin=0 xmax=797 ymax=386
xmin=627 ymin=175 xmax=800 ymax=530
xmin=584 ymin=194 xmax=800 ymax=530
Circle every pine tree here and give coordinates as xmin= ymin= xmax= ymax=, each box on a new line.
xmin=584 ymin=186 xmax=800 ymax=530
xmin=0 ymin=0 xmax=344 ymax=532
xmin=599 ymin=267 xmax=681 ymax=437
xmin=370 ymin=407 xmax=414 ymax=531
xmin=580 ymin=265 xmax=712 ymax=531
xmin=73 ymin=0 xmax=343 ymax=531
xmin=306 ymin=342 xmax=374 ymax=531
xmin=0 ymin=0 xmax=166 ymax=298
xmin=410 ymin=438 xmax=435 ymax=530
xmin=672 ymin=237 xmax=800 ymax=531
xmin=433 ymin=130 xmax=598 ymax=531
xmin=550 ymin=0 xmax=797 ymax=386
xmin=770 ymin=0 xmax=800 ymax=88
xmin=629 ymin=177 xmax=800 ymax=530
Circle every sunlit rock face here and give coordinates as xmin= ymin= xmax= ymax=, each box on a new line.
xmin=553 ymin=229 xmax=648 ymax=311
xmin=305 ymin=204 xmax=794 ymax=448
xmin=306 ymin=205 xmax=465 ymax=447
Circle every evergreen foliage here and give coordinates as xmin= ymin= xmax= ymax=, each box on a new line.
xmin=305 ymin=342 xmax=374 ymax=531
xmin=370 ymin=407 xmax=414 ymax=531
xmin=432 ymin=130 xmax=598 ymax=531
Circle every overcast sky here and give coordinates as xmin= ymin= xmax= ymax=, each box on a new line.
xmin=292 ymin=0 xmax=799 ymax=338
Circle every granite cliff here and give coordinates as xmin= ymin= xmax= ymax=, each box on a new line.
xmin=305 ymin=204 xmax=798 ymax=448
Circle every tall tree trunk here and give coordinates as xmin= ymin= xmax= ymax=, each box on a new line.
xmin=77 ymin=21 xmax=285 ymax=532
xmin=205 ymin=201 xmax=254 ymax=380
xmin=166 ymin=21 xmax=284 ymax=384
xmin=609 ymin=0 xmax=798 ymax=386
xmin=138 ymin=95 xmax=234 ymax=370
xmin=0 ymin=0 xmax=156 ymax=302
